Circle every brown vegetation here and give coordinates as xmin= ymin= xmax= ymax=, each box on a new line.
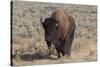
xmin=11 ymin=1 xmax=97 ymax=66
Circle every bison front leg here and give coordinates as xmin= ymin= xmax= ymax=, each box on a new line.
xmin=54 ymin=41 xmax=61 ymax=58
xmin=47 ymin=41 xmax=52 ymax=56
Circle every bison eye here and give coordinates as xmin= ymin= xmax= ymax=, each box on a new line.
xmin=55 ymin=23 xmax=58 ymax=27
xmin=55 ymin=23 xmax=58 ymax=30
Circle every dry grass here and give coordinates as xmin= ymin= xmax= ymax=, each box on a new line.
xmin=11 ymin=1 xmax=97 ymax=66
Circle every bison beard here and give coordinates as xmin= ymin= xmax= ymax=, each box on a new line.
xmin=41 ymin=9 xmax=76 ymax=58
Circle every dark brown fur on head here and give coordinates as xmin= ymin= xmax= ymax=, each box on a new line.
xmin=42 ymin=17 xmax=58 ymax=42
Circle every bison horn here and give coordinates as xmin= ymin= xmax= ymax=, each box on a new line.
xmin=40 ymin=17 xmax=44 ymax=24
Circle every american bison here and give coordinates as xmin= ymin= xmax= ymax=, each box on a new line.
xmin=41 ymin=9 xmax=76 ymax=58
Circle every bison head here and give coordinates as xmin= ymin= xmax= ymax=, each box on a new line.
xmin=41 ymin=17 xmax=59 ymax=42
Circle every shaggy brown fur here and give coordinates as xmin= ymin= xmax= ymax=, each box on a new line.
xmin=51 ymin=9 xmax=70 ymax=40
xmin=42 ymin=8 xmax=76 ymax=58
